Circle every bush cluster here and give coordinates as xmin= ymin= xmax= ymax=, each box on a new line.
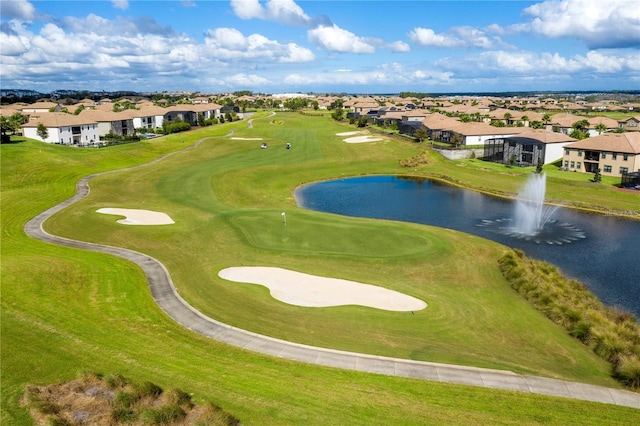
xmin=398 ymin=150 xmax=431 ymax=168
xmin=499 ymin=249 xmax=640 ymax=389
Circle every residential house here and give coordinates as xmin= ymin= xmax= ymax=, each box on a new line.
xmin=562 ymin=132 xmax=640 ymax=176
xmin=79 ymin=109 xmax=136 ymax=137
xmin=446 ymin=122 xmax=523 ymax=147
xmin=586 ymin=116 xmax=619 ymax=136
xmin=20 ymin=101 xmax=61 ymax=113
xmin=484 ymin=129 xmax=576 ymax=166
xmin=618 ymin=116 xmax=640 ymax=132
xmin=132 ymin=105 xmax=168 ymax=131
xmin=22 ymin=112 xmax=99 ymax=145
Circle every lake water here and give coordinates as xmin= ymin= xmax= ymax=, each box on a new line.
xmin=295 ymin=175 xmax=640 ymax=317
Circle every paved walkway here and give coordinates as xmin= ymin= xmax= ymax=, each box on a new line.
xmin=24 ymin=148 xmax=640 ymax=410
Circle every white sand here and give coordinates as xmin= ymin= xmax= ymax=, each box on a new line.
xmin=218 ymin=266 xmax=427 ymax=312
xmin=343 ymin=135 xmax=383 ymax=143
xmin=96 ymin=208 xmax=175 ymax=225
xmin=230 ymin=137 xmax=264 ymax=140
xmin=336 ymin=131 xmax=364 ymax=136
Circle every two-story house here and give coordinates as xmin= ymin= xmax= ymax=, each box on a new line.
xmin=562 ymin=132 xmax=640 ymax=176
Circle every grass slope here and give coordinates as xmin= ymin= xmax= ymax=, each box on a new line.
xmin=2 ymin=113 xmax=638 ymax=424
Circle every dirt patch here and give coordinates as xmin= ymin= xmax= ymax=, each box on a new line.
xmin=21 ymin=373 xmax=240 ymax=425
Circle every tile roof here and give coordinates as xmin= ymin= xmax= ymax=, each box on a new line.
xmin=564 ymin=132 xmax=640 ymax=154
xmin=22 ymin=112 xmax=97 ymax=127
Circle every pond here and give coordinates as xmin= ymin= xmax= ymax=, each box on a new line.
xmin=295 ymin=175 xmax=640 ymax=317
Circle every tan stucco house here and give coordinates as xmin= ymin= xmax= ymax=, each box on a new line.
xmin=562 ymin=132 xmax=640 ymax=176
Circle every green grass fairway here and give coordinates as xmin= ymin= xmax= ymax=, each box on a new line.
xmin=2 ymin=112 xmax=639 ymax=424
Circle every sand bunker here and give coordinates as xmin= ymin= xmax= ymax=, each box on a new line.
xmin=336 ymin=131 xmax=364 ymax=136
xmin=96 ymin=208 xmax=175 ymax=225
xmin=230 ymin=137 xmax=263 ymax=140
xmin=218 ymin=266 xmax=426 ymax=312
xmin=343 ymin=135 xmax=384 ymax=143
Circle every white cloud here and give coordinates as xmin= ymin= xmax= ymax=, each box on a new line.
xmin=0 ymin=0 xmax=36 ymax=20
xmin=111 ymin=0 xmax=129 ymax=11
xmin=224 ymin=73 xmax=271 ymax=87
xmin=231 ymin=0 xmax=311 ymax=26
xmin=521 ymin=0 xmax=640 ymax=49
xmin=283 ymin=62 xmax=453 ymax=87
xmin=387 ymin=40 xmax=410 ymax=53
xmin=204 ymin=27 xmax=314 ymax=63
xmin=409 ymin=26 xmax=505 ymax=49
xmin=409 ymin=28 xmax=461 ymax=48
xmin=436 ymin=49 xmax=639 ymax=77
xmin=308 ymin=24 xmax=375 ymax=53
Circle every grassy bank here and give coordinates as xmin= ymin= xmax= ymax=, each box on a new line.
xmin=2 ymin=112 xmax=639 ymax=424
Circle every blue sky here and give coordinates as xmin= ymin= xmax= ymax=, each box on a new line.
xmin=1 ymin=0 xmax=639 ymax=94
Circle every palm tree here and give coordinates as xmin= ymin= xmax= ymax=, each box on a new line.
xmin=595 ymin=123 xmax=608 ymax=134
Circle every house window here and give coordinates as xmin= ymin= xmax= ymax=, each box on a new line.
xmin=564 ymin=161 xmax=569 ymax=168
xmin=603 ymin=165 xmax=612 ymax=173
xmin=601 ymin=152 xmax=606 ymax=159
xmin=570 ymin=161 xmax=575 ymax=168
xmin=613 ymin=153 xmax=618 ymax=160
xmin=576 ymin=162 xmax=581 ymax=169
xmin=578 ymin=150 xmax=583 ymax=157
xmin=620 ymin=167 xmax=629 ymax=174
xmin=565 ymin=148 xmax=569 ymax=155
xmin=623 ymin=154 xmax=629 ymax=161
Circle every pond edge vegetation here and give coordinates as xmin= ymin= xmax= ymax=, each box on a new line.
xmin=499 ymin=249 xmax=640 ymax=390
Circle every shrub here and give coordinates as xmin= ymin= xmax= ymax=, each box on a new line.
xmin=195 ymin=403 xmax=241 ymax=426
xmin=105 ymin=373 xmax=129 ymax=389
xmin=114 ymin=391 xmax=138 ymax=409
xmin=140 ymin=404 xmax=185 ymax=425
xmin=166 ymin=388 xmax=193 ymax=408
xmin=135 ymin=381 xmax=163 ymax=398
xmin=111 ymin=408 xmax=137 ymax=423
xmin=614 ymin=355 xmax=640 ymax=389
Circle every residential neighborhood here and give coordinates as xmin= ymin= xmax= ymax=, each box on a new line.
xmin=1 ymin=91 xmax=639 ymax=187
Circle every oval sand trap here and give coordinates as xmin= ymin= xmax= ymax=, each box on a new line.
xmin=218 ymin=266 xmax=426 ymax=311
xmin=343 ymin=135 xmax=383 ymax=143
xmin=336 ymin=131 xmax=364 ymax=136
xmin=96 ymin=208 xmax=175 ymax=225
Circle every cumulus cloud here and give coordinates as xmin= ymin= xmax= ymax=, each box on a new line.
xmin=204 ymin=27 xmax=314 ymax=62
xmin=308 ymin=24 xmax=375 ymax=53
xmin=282 ymin=62 xmax=453 ymax=87
xmin=231 ymin=0 xmax=312 ymax=26
xmin=520 ymin=0 xmax=640 ymax=49
xmin=64 ymin=14 xmax=175 ymax=37
xmin=111 ymin=0 xmax=129 ymax=10
xmin=408 ymin=26 xmax=506 ymax=49
xmin=436 ymin=49 xmax=639 ymax=77
xmin=1 ymin=0 xmax=36 ymax=20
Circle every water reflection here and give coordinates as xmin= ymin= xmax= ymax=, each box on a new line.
xmin=295 ymin=175 xmax=640 ymax=317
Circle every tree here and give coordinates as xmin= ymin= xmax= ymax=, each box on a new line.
xmin=197 ymin=113 xmax=205 ymax=127
xmin=595 ymin=123 xmax=607 ymax=134
xmin=357 ymin=116 xmax=368 ymax=127
xmin=331 ymin=108 xmax=344 ymax=121
xmin=593 ymin=168 xmax=602 ymax=183
xmin=37 ymin=123 xmax=49 ymax=141
xmin=542 ymin=113 xmax=551 ymax=125
xmin=536 ymin=158 xmax=544 ymax=174
xmin=414 ymin=127 xmax=428 ymax=143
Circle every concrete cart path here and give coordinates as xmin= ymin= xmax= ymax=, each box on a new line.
xmin=24 ymin=150 xmax=640 ymax=410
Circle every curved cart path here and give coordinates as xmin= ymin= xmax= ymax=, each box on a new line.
xmin=24 ymin=141 xmax=639 ymax=410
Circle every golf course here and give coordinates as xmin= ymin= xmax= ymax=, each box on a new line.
xmin=2 ymin=111 xmax=639 ymax=424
